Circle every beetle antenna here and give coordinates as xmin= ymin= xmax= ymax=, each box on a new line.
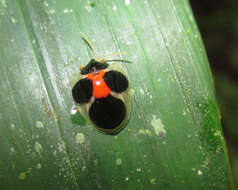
xmin=102 ymin=52 xmax=131 ymax=64
xmin=80 ymin=32 xmax=131 ymax=63
xmin=80 ymin=32 xmax=98 ymax=59
xmin=104 ymin=59 xmax=132 ymax=64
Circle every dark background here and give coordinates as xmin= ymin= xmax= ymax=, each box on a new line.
xmin=190 ymin=0 xmax=238 ymax=188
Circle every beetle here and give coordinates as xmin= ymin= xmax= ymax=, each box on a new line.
xmin=71 ymin=32 xmax=132 ymax=135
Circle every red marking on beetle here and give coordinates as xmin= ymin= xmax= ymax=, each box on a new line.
xmin=87 ymin=70 xmax=111 ymax=98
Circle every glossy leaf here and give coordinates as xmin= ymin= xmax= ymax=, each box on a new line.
xmin=0 ymin=0 xmax=234 ymax=189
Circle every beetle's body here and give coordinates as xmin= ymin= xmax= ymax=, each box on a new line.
xmin=71 ymin=59 xmax=131 ymax=135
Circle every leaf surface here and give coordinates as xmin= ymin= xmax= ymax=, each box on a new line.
xmin=0 ymin=0 xmax=234 ymax=189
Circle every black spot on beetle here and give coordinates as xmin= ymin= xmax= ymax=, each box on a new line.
xmin=89 ymin=95 xmax=126 ymax=129
xmin=72 ymin=78 xmax=92 ymax=103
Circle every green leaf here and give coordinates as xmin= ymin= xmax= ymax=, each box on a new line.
xmin=0 ymin=0 xmax=234 ymax=189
